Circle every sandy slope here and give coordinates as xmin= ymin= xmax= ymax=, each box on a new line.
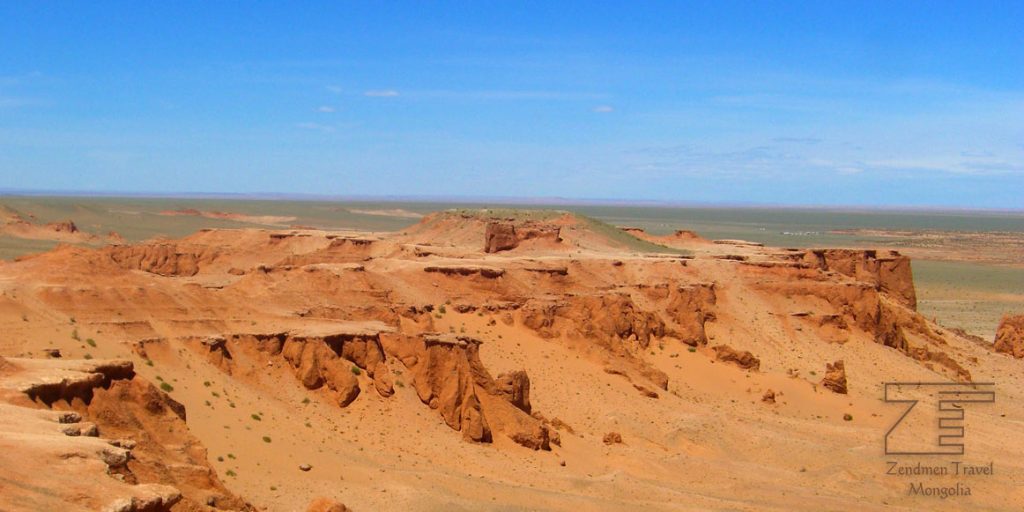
xmin=0 ymin=210 xmax=1022 ymax=511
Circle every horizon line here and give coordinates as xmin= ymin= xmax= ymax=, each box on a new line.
xmin=1 ymin=187 xmax=1022 ymax=215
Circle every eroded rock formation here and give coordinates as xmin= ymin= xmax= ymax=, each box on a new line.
xmin=801 ymin=249 xmax=917 ymax=309
xmin=713 ymin=345 xmax=760 ymax=370
xmin=994 ymin=314 xmax=1024 ymax=358
xmin=382 ymin=333 xmax=554 ymax=450
xmin=0 ymin=357 xmax=250 ymax=511
xmin=105 ymin=243 xmax=218 ymax=277
xmin=820 ymin=360 xmax=848 ymax=394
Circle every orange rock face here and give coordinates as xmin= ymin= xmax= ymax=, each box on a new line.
xmin=484 ymin=221 xmax=520 ymax=252
xmin=801 ymin=249 xmax=917 ymax=309
xmin=994 ymin=314 xmax=1024 ymax=358
xmin=104 ymin=243 xmax=218 ymax=277
xmin=713 ymin=345 xmax=761 ymax=370
xmin=820 ymin=360 xmax=848 ymax=394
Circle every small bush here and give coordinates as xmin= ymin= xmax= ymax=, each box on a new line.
xmin=687 ymin=347 xmax=697 ymax=353
xmin=203 ymin=381 xmax=211 ymax=387
xmin=438 ymin=305 xmax=446 ymax=314
xmin=351 ymin=366 xmax=361 ymax=376
xmin=83 ymin=354 xmax=93 ymax=360
xmin=145 ymin=359 xmax=154 ymax=367
xmin=86 ymin=338 xmax=97 ymax=347
xmin=302 ymin=397 xmax=311 ymax=404
xmin=226 ymin=469 xmax=236 ymax=477
xmin=160 ymin=382 xmax=174 ymax=392
xmin=251 ymin=413 xmax=262 ymax=421
xmin=843 ymin=413 xmax=853 ymax=422
xmin=262 ymin=436 xmax=271 ymax=443
xmin=71 ymin=329 xmax=80 ymax=341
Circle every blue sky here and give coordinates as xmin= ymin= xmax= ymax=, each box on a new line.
xmin=1 ymin=1 xmax=1022 ymax=208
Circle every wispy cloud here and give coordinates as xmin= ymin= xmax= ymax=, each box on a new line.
xmin=364 ymin=89 xmax=399 ymax=97
xmin=325 ymin=85 xmax=343 ymax=94
xmin=317 ymin=105 xmax=336 ymax=113
xmin=592 ymin=105 xmax=614 ymax=113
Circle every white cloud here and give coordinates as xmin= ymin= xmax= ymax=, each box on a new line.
xmin=325 ymin=85 xmax=343 ymax=94
xmin=317 ymin=105 xmax=336 ymax=113
xmin=592 ymin=105 xmax=614 ymax=113
xmin=364 ymin=89 xmax=399 ymax=97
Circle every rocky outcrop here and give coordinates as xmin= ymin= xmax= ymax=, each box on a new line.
xmin=820 ymin=360 xmax=848 ymax=394
xmin=381 ymin=333 xmax=553 ymax=450
xmin=484 ymin=220 xmax=562 ymax=253
xmin=104 ymin=243 xmax=218 ymax=277
xmin=45 ymin=220 xmax=79 ymax=233
xmin=522 ymin=293 xmax=667 ymax=348
xmin=994 ymin=314 xmax=1024 ymax=358
xmin=228 ymin=327 xmax=393 ymax=407
xmin=485 ymin=222 xmax=520 ymax=252
xmin=801 ymin=249 xmax=917 ymax=309
xmin=662 ymin=284 xmax=717 ymax=346
xmin=713 ymin=345 xmax=760 ymax=370
xmin=424 ymin=264 xmax=505 ymax=278
xmin=0 ymin=358 xmax=251 ymax=511
xmin=495 ymin=370 xmax=532 ymax=414
xmin=757 ymin=277 xmax=969 ymax=381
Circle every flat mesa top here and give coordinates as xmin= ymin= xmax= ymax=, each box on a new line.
xmin=286 ymin=320 xmax=396 ymax=338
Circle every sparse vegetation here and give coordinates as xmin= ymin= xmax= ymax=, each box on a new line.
xmin=159 ymin=382 xmax=174 ymax=392
xmin=843 ymin=414 xmax=853 ymax=422
xmin=85 ymin=338 xmax=96 ymax=347
xmin=262 ymin=436 xmax=272 ymax=443
xmin=351 ymin=366 xmax=362 ymax=376
xmin=251 ymin=413 xmax=262 ymax=421
xmin=225 ymin=469 xmax=236 ymax=477
xmin=71 ymin=329 xmax=80 ymax=341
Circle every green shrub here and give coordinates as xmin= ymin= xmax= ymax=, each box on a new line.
xmin=159 ymin=382 xmax=174 ymax=392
